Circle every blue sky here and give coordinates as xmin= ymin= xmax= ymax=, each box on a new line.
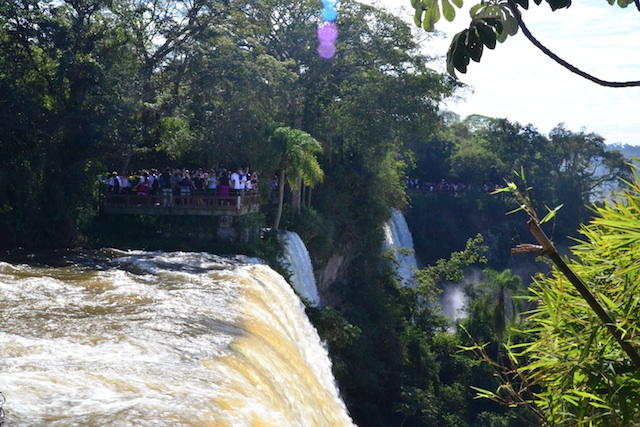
xmin=374 ymin=0 xmax=640 ymax=145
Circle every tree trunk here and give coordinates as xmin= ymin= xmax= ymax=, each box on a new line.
xmin=273 ymin=168 xmax=287 ymax=230
xmin=291 ymin=175 xmax=302 ymax=213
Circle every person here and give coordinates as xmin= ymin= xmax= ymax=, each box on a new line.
xmin=193 ymin=172 xmax=205 ymax=192
xmin=107 ymin=171 xmax=119 ymax=193
xmin=230 ymin=168 xmax=241 ymax=195
xmin=179 ymin=172 xmax=192 ymax=196
xmin=218 ymin=170 xmax=230 ymax=200
xmin=240 ymin=169 xmax=247 ymax=191
xmin=148 ymin=169 xmax=159 ymax=195
xmin=193 ymin=172 xmax=205 ymax=205
xmin=171 ymin=169 xmax=181 ymax=195
xmin=135 ymin=171 xmax=149 ymax=194
xmin=159 ymin=168 xmax=173 ymax=206
xmin=206 ymin=172 xmax=217 ymax=192
xmin=136 ymin=178 xmax=149 ymax=196
xmin=119 ymin=173 xmax=131 ymax=193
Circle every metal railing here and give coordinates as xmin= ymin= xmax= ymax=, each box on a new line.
xmin=102 ymin=191 xmax=260 ymax=216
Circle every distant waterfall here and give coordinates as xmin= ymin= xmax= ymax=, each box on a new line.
xmin=0 ymin=251 xmax=353 ymax=426
xmin=281 ymin=231 xmax=321 ymax=306
xmin=383 ymin=209 xmax=418 ymax=287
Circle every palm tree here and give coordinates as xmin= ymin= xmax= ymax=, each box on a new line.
xmin=270 ymin=126 xmax=324 ymax=230
xmin=480 ymin=268 xmax=523 ymax=357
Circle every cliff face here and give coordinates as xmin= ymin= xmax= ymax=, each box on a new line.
xmin=315 ymin=250 xmax=352 ymax=307
xmin=405 ymin=191 xmax=534 ymax=267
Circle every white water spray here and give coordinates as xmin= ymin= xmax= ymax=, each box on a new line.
xmin=383 ymin=209 xmax=418 ymax=287
xmin=438 ymin=283 xmax=468 ymax=321
xmin=280 ymin=231 xmax=321 ymax=305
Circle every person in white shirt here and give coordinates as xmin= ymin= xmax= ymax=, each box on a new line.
xmin=240 ymin=170 xmax=247 ymax=190
xmin=231 ymin=168 xmax=243 ymax=194
xmin=118 ymin=173 xmax=131 ymax=193
xmin=107 ymin=172 xmax=119 ymax=193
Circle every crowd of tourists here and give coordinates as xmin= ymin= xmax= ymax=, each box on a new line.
xmin=406 ymin=178 xmax=500 ymax=193
xmin=105 ymin=167 xmax=259 ymax=198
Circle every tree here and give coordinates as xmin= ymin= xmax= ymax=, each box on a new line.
xmin=468 ymin=165 xmax=640 ymax=426
xmin=450 ymin=138 xmax=504 ymax=185
xmin=409 ymin=0 xmax=640 ymax=87
xmin=0 ymin=0 xmax=133 ymax=244
xmin=444 ymin=117 xmax=627 ymax=234
xmin=269 ymin=126 xmax=324 ymax=231
xmin=544 ymin=123 xmax=627 ymax=231
xmin=478 ymin=268 xmax=522 ymax=350
xmin=113 ymin=0 xmax=230 ymax=164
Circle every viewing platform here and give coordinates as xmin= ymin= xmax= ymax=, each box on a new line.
xmin=102 ymin=192 xmax=260 ymax=216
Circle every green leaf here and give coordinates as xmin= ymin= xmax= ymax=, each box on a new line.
xmin=467 ymin=26 xmax=483 ymax=62
xmin=506 ymin=204 xmax=526 ymax=216
xmin=598 ymin=293 xmax=620 ymax=314
xmin=446 ymin=33 xmax=461 ymax=76
xmin=447 ymin=30 xmax=470 ymax=76
xmin=483 ymin=17 xmax=503 ymax=34
xmin=442 ymin=0 xmax=456 ymax=22
xmin=571 ymin=390 xmax=608 ymax=404
xmin=453 ymin=29 xmax=470 ymax=73
xmin=428 ymin=1 xmax=441 ymax=30
xmin=502 ymin=9 xmax=519 ymax=37
xmin=421 ymin=0 xmax=438 ymax=31
xmin=540 ymin=204 xmax=563 ymax=224
xmin=413 ymin=5 xmax=424 ymax=27
xmin=546 ymin=0 xmax=571 ymax=11
xmin=450 ymin=0 xmax=464 ymax=8
xmin=469 ymin=3 xmax=484 ymax=17
xmin=476 ymin=22 xmax=497 ymax=49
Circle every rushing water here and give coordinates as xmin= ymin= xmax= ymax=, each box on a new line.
xmin=0 ymin=250 xmax=354 ymax=426
xmin=383 ymin=209 xmax=418 ymax=287
xmin=280 ymin=232 xmax=320 ymax=306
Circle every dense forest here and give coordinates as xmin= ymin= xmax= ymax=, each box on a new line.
xmin=1 ymin=1 xmax=638 ymax=426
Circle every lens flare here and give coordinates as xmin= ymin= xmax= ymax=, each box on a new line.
xmin=318 ymin=1 xmax=338 ymax=59
xmin=317 ymin=42 xmax=336 ymax=60
xmin=317 ymin=22 xmax=338 ymax=44
xmin=321 ymin=6 xmax=337 ymax=22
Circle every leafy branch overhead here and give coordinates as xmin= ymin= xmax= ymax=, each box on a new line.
xmin=411 ymin=0 xmax=640 ymax=86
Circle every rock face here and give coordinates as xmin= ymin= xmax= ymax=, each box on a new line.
xmin=316 ymin=250 xmax=351 ymax=307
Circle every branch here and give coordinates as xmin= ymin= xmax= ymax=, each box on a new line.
xmin=506 ymin=0 xmax=640 ymax=88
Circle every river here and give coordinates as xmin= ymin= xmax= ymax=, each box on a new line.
xmin=0 ymin=249 xmax=354 ymax=426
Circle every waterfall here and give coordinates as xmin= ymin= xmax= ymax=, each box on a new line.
xmin=0 ymin=251 xmax=354 ymax=426
xmin=382 ymin=210 xmax=468 ymax=322
xmin=383 ymin=209 xmax=418 ymax=287
xmin=280 ymin=231 xmax=321 ymax=306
